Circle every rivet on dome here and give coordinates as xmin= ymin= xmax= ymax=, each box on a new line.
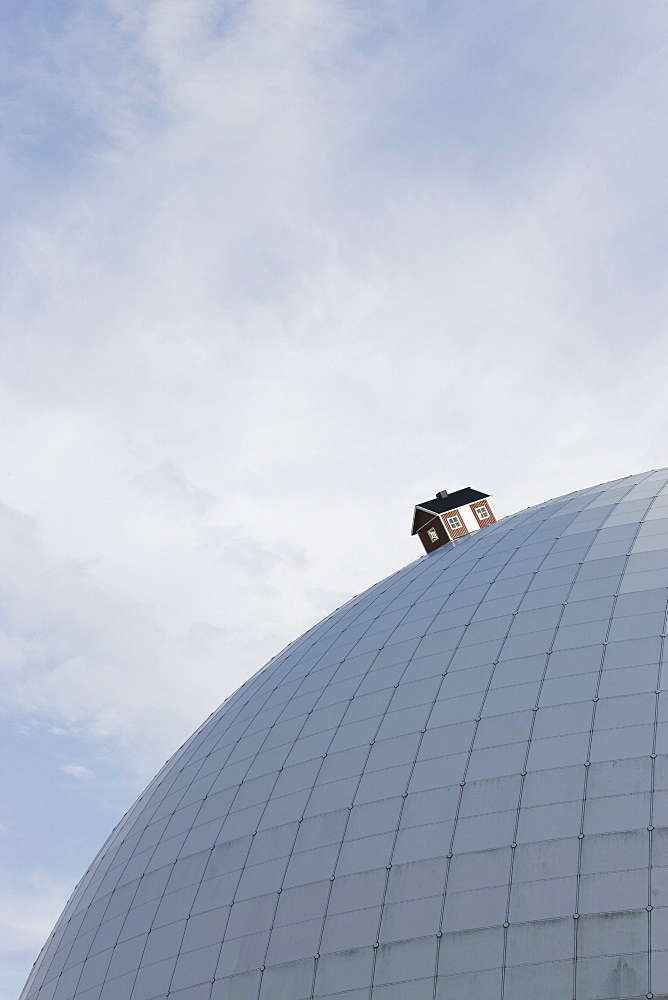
xmin=651 ymin=753 xmax=657 ymax=759
xmin=579 ymin=834 xmax=584 ymax=839
xmin=503 ymin=921 xmax=509 ymax=928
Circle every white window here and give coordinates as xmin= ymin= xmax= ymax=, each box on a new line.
xmin=447 ymin=515 xmax=462 ymax=530
xmin=427 ymin=528 xmax=439 ymax=543
xmin=475 ymin=505 xmax=490 ymax=520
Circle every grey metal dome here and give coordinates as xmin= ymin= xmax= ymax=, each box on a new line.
xmin=21 ymin=470 xmax=668 ymax=1000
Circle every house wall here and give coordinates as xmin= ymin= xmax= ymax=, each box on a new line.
xmin=440 ymin=508 xmax=469 ymax=540
xmin=472 ymin=498 xmax=496 ymax=527
xmin=418 ymin=516 xmax=450 ymax=553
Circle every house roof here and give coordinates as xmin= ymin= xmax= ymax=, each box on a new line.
xmin=411 ymin=488 xmax=490 ymax=535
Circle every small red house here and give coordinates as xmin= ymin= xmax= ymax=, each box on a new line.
xmin=412 ymin=487 xmax=496 ymax=553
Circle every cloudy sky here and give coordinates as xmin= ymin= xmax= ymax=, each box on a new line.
xmin=2 ymin=1 xmax=668 ymax=995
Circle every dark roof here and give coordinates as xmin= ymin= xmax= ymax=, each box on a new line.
xmin=411 ymin=487 xmax=490 ymax=534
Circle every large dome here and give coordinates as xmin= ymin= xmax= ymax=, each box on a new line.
xmin=21 ymin=471 xmax=668 ymax=1000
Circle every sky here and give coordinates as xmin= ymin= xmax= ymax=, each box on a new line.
xmin=2 ymin=1 xmax=668 ymax=996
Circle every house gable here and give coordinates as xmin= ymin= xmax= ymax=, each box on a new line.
xmin=412 ymin=505 xmax=440 ymax=535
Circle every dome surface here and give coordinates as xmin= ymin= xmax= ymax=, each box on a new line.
xmin=22 ymin=470 xmax=668 ymax=1000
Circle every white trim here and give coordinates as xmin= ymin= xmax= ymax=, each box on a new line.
xmin=459 ymin=505 xmax=480 ymax=533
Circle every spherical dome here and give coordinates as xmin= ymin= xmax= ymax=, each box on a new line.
xmin=22 ymin=471 xmax=668 ymax=1000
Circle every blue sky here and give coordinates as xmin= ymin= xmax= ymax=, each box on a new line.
xmin=2 ymin=2 xmax=668 ymax=997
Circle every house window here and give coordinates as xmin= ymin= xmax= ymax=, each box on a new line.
xmin=475 ymin=505 xmax=490 ymax=520
xmin=427 ymin=528 xmax=439 ymax=543
xmin=447 ymin=515 xmax=462 ymax=530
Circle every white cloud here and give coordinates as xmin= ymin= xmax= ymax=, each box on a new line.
xmin=0 ymin=498 xmax=324 ymax=775
xmin=0 ymin=873 xmax=72 ymax=955
xmin=2 ymin=0 xmax=668 ymax=783
xmin=0 ymin=872 xmax=74 ymax=1000
xmin=59 ymin=763 xmax=95 ymax=781
xmin=2 ymin=2 xmax=668 ymax=996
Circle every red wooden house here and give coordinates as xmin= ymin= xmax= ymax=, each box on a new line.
xmin=412 ymin=487 xmax=496 ymax=553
